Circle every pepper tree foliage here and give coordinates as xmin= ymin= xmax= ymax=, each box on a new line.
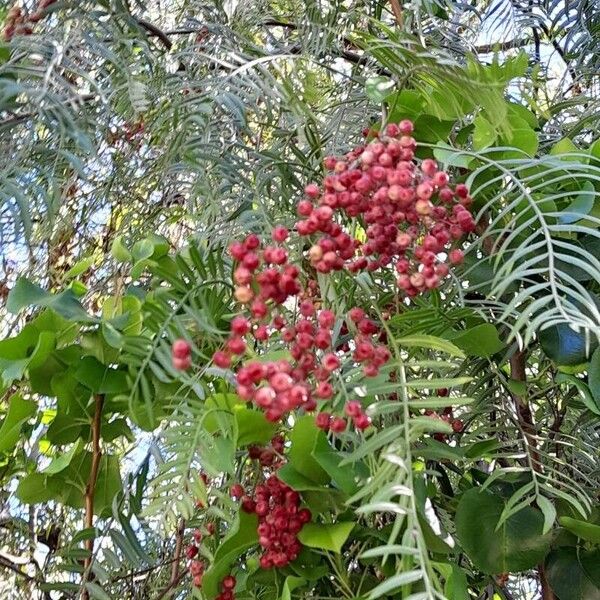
xmin=1 ymin=0 xmax=600 ymax=599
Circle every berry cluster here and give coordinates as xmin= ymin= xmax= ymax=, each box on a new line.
xmin=296 ymin=120 xmax=475 ymax=296
xmin=426 ymin=389 xmax=464 ymax=440
xmin=2 ymin=0 xmax=57 ymax=41
xmin=189 ymin=556 xmax=204 ymax=587
xmin=209 ymin=232 xmax=391 ymax=431
xmin=172 ymin=339 xmax=192 ymax=370
xmin=215 ymin=575 xmax=236 ymax=600
xmin=245 ymin=434 xmax=285 ymax=467
xmin=240 ymin=476 xmax=311 ymax=568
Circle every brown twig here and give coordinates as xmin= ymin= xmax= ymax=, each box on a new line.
xmin=155 ymin=569 xmax=187 ymax=600
xmin=81 ymin=394 xmax=104 ymax=600
xmin=170 ymin=519 xmax=185 ymax=583
xmin=389 ymin=0 xmax=404 ymax=28
xmin=509 ymin=352 xmax=556 ymax=600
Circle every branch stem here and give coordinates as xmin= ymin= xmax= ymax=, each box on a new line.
xmin=81 ymin=394 xmax=104 ymax=600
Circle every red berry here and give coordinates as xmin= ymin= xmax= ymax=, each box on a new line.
xmin=330 ymin=417 xmax=346 ymax=433
xmin=172 ymin=356 xmax=192 ymax=370
xmin=449 ymin=249 xmax=464 ymax=265
xmin=315 ymin=412 xmax=331 ymax=430
xmin=172 ymin=339 xmax=191 ymax=359
xmin=230 ymin=484 xmax=244 ymax=499
xmin=222 ymin=575 xmax=236 ymax=590
xmin=185 ymin=544 xmax=198 ymax=559
xmin=213 ymin=351 xmax=231 ymax=368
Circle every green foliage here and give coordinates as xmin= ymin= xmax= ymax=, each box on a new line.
xmin=1 ymin=2 xmax=599 ymax=600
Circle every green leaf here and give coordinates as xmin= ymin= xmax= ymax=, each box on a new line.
xmin=537 ymin=495 xmax=557 ymax=535
xmin=550 ymin=137 xmax=579 ymax=157
xmin=413 ymin=115 xmax=454 ymax=142
xmin=297 ymin=522 xmax=354 ymax=553
xmin=368 ymin=570 xmax=423 ymax=599
xmin=586 ymin=346 xmax=600 ymax=414
xmin=396 ymin=335 xmax=465 ymax=358
xmin=433 ymin=144 xmax=471 ymax=169
xmin=16 ymin=473 xmax=61 ymax=503
xmin=280 ymin=576 xmax=305 ymax=600
xmin=64 ymin=257 xmax=94 ymax=280
xmin=204 ymin=394 xmax=276 ymax=447
xmin=74 ymin=357 xmax=128 ymax=394
xmin=455 ymin=488 xmax=550 ymax=574
xmin=84 ymin=582 xmax=113 ymax=600
xmin=473 ymin=115 xmax=497 ymax=150
xmin=288 ymin=416 xmax=330 ymax=485
xmin=110 ymin=236 xmax=131 ymax=262
xmin=7 ymin=278 xmax=94 ymax=322
xmin=444 ymin=564 xmax=469 ymax=600
xmin=132 ymin=239 xmax=155 ymax=261
xmin=0 ymin=394 xmax=36 ymax=453
xmin=386 ymin=90 xmax=423 ymax=122
xmin=545 ymin=547 xmax=600 ymax=600
xmin=501 ymin=115 xmax=538 ymax=156
xmin=558 ymin=516 xmax=600 ymax=543
xmin=539 ymin=324 xmax=597 ymax=366
xmin=42 ymin=440 xmax=83 ymax=475
xmin=447 ymin=324 xmax=504 ymax=357
xmin=559 ymin=182 xmax=595 ymax=224
xmin=202 ymin=511 xmax=259 ymax=598
xmin=365 ymin=76 xmax=395 ymax=103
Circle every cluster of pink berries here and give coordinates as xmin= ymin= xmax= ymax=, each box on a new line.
xmin=2 ymin=0 xmax=57 ymax=41
xmin=215 ymin=575 xmax=236 ymax=600
xmin=239 ymin=476 xmax=311 ymax=569
xmin=296 ymin=120 xmax=474 ymax=296
xmin=425 ymin=389 xmax=464 ymax=440
xmin=209 ymin=231 xmax=390 ymax=431
xmin=172 ymin=339 xmax=192 ymax=370
xmin=246 ymin=435 xmax=285 ymax=467
xmin=188 ymin=553 xmax=204 ymax=587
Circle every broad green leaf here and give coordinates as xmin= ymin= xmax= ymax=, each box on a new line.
xmin=559 ymin=182 xmax=595 ymax=224
xmin=386 ymin=90 xmax=423 ymax=122
xmin=550 ymin=137 xmax=579 ymax=157
xmin=64 ymin=257 xmax=94 ymax=280
xmin=288 ymin=416 xmax=330 ymax=485
xmin=586 ymin=346 xmax=600 ymax=412
xmin=455 ymin=488 xmax=550 ymax=574
xmin=444 ymin=564 xmax=469 ymax=600
xmin=7 ymin=278 xmax=93 ymax=322
xmin=446 ymin=324 xmax=504 ymax=357
xmin=16 ymin=473 xmax=61 ymax=503
xmin=110 ymin=236 xmax=131 ymax=262
xmin=280 ymin=576 xmax=305 ymax=600
xmin=0 ymin=394 xmax=36 ymax=452
xmin=131 ymin=239 xmax=154 ymax=261
xmin=297 ymin=522 xmax=354 ymax=553
xmin=42 ymin=440 xmax=83 ymax=474
xmin=473 ymin=115 xmax=497 ymax=150
xmin=559 ymin=516 xmax=600 ymax=543
xmin=202 ymin=511 xmax=258 ymax=598
xmin=545 ymin=547 xmax=600 ymax=600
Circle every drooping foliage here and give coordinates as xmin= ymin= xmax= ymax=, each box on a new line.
xmin=1 ymin=1 xmax=600 ymax=600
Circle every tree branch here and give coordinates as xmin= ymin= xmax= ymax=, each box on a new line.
xmin=169 ymin=519 xmax=185 ymax=584
xmin=0 ymin=553 xmax=34 ymax=581
xmin=81 ymin=394 xmax=104 ymax=600
xmin=389 ymin=0 xmax=404 ymax=28
xmin=136 ymin=18 xmax=173 ymax=50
